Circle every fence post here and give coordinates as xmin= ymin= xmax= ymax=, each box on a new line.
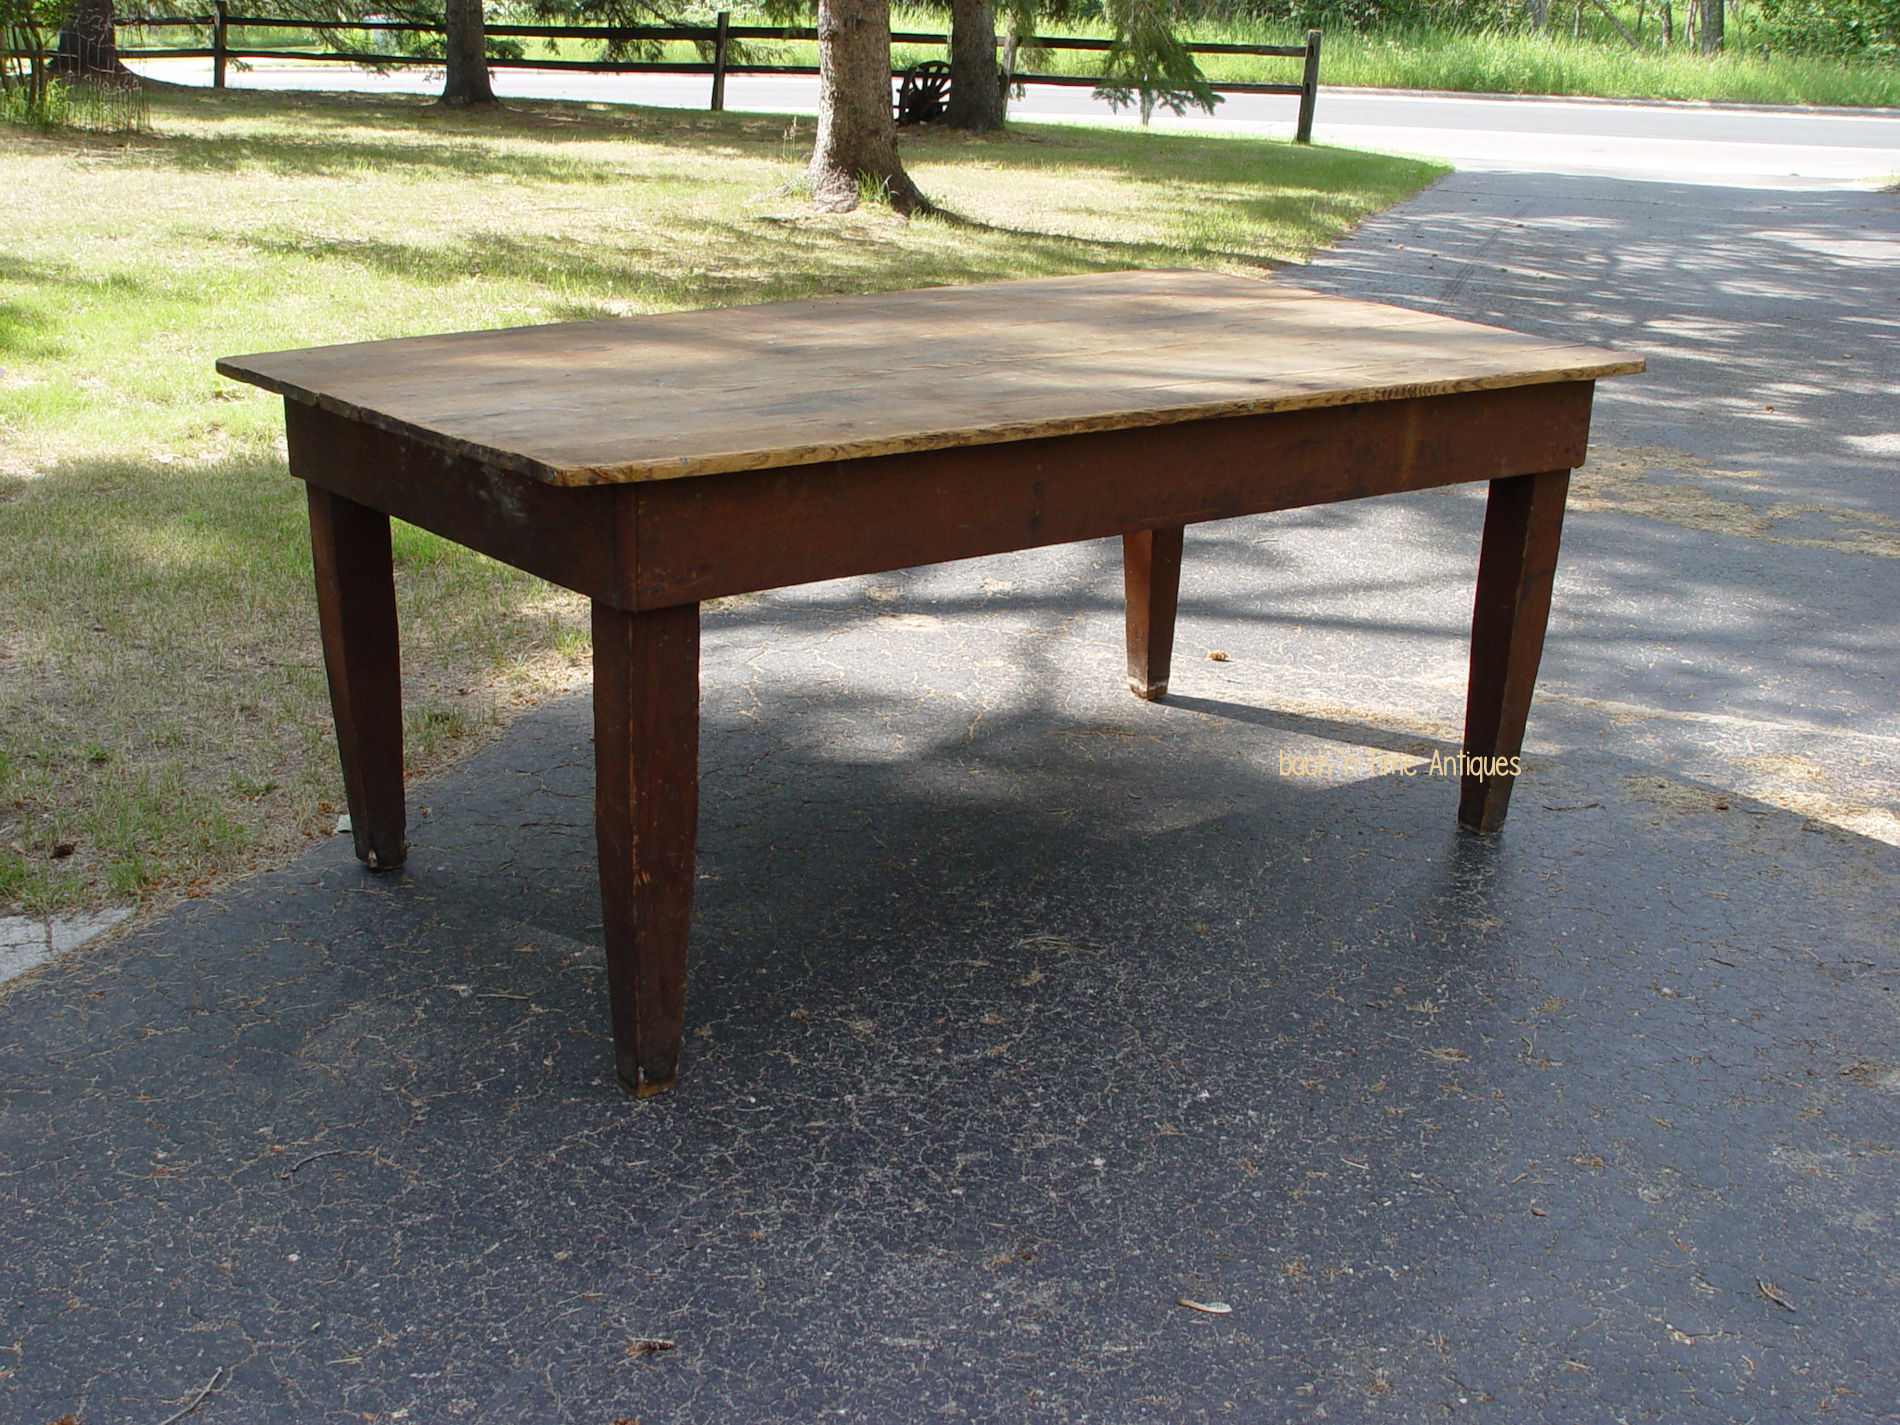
xmin=212 ymin=0 xmax=228 ymax=89
xmin=709 ymin=10 xmax=728 ymax=112
xmin=1294 ymin=28 xmax=1320 ymax=144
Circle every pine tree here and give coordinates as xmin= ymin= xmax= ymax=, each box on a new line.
xmin=440 ymin=0 xmax=499 ymax=105
xmin=1091 ymin=0 xmax=1218 ymax=124
xmin=808 ymin=0 xmax=930 ymax=212
xmin=944 ymin=0 xmax=1004 ymax=131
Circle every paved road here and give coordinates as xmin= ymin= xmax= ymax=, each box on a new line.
xmin=131 ymin=56 xmax=1900 ymax=188
xmin=6 ymin=52 xmax=1896 ymax=1425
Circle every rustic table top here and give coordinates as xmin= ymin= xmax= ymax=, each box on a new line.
xmin=219 ymin=270 xmax=1641 ymax=488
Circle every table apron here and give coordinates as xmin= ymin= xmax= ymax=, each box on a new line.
xmin=285 ymin=380 xmax=1594 ymax=611
xmin=630 ymin=382 xmax=1594 ymax=609
xmin=285 ymin=398 xmax=628 ymax=600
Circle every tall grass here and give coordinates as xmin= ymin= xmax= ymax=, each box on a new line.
xmin=112 ymin=2 xmax=1900 ymax=108
xmin=0 ymin=74 xmax=150 ymax=129
xmin=969 ymin=11 xmax=1900 ymax=106
xmin=1202 ymin=21 xmax=1900 ymax=105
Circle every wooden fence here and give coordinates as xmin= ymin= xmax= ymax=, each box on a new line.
xmin=113 ymin=10 xmax=1326 ymax=141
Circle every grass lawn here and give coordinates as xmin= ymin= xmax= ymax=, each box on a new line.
xmin=0 ymin=85 xmax=1444 ymax=917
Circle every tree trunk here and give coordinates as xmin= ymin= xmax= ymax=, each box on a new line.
xmin=52 ymin=0 xmax=128 ymax=78
xmin=1699 ymin=0 xmax=1723 ymax=51
xmin=1525 ymin=0 xmax=1551 ymax=29
xmin=808 ymin=0 xmax=927 ymax=213
xmin=440 ymin=0 xmax=498 ymax=107
xmin=945 ymin=0 xmax=1005 ymax=132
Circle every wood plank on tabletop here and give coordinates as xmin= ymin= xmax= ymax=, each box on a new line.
xmin=221 ymin=271 xmax=1643 ymax=488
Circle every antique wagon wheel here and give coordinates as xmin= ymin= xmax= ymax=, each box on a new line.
xmin=895 ymin=60 xmax=952 ymax=126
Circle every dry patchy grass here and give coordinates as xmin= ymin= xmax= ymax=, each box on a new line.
xmin=0 ymin=85 xmax=1443 ymax=914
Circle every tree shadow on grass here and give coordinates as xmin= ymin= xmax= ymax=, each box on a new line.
xmin=0 ymin=257 xmax=146 ymax=361
xmin=912 ymin=118 xmax=1435 ymax=189
xmin=0 ymin=300 xmax=61 ymax=361
xmin=118 ymin=84 xmax=1439 ymax=211
xmin=40 ymin=85 xmax=797 ymax=182
xmin=218 ymin=217 xmax=1246 ymax=317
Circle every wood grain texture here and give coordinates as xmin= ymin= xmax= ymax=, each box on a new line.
xmin=1124 ymin=526 xmax=1184 ymax=700
xmin=592 ymin=600 xmax=701 ymax=1097
xmin=1459 ymin=470 xmax=1571 ymax=835
xmin=220 ymin=271 xmax=1642 ymax=488
xmin=306 ymin=486 xmax=408 ymax=871
xmin=254 ymin=274 xmax=1640 ymax=1096
xmin=626 ymin=382 xmax=1596 ymax=610
xmin=286 ymin=400 xmax=631 ymax=604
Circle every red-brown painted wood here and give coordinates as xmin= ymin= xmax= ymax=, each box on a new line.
xmin=628 ymin=383 xmax=1595 ymax=611
xmin=591 ymin=600 xmax=701 ymax=1096
xmin=231 ymin=273 xmax=1635 ymax=1096
xmin=306 ymin=484 xmax=408 ymax=871
xmin=1459 ymin=469 xmax=1572 ymax=834
xmin=285 ymin=400 xmax=629 ymax=606
xmin=1124 ymin=525 xmax=1184 ymax=700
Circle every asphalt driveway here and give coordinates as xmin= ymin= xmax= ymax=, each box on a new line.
xmin=3 ymin=146 xmax=1897 ymax=1425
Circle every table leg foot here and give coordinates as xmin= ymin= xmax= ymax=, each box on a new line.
xmin=307 ymin=484 xmax=408 ymax=872
xmin=1124 ymin=526 xmax=1184 ymax=701
xmin=592 ymin=600 xmax=701 ymax=1097
xmin=1459 ymin=470 xmax=1570 ymax=835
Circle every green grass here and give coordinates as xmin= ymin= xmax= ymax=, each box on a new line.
xmin=0 ymin=74 xmax=151 ymax=131
xmin=971 ymin=7 xmax=1900 ymax=108
xmin=978 ymin=16 xmax=1900 ymax=108
xmin=1223 ymin=24 xmax=1900 ymax=107
xmin=118 ymin=4 xmax=1900 ymax=109
xmin=0 ymin=85 xmax=1444 ymax=917
xmin=118 ymin=1 xmax=1900 ymax=110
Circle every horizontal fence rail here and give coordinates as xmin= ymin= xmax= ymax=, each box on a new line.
xmin=104 ymin=10 xmax=1325 ymax=140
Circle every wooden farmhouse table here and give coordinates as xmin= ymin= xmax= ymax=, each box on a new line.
xmin=219 ymin=270 xmax=1641 ymax=1097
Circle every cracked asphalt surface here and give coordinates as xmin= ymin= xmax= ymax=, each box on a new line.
xmin=3 ymin=166 xmax=1897 ymax=1423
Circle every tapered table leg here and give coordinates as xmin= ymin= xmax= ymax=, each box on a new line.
xmin=1123 ymin=525 xmax=1185 ymax=701
xmin=592 ymin=600 xmax=701 ymax=1097
xmin=1459 ymin=470 xmax=1571 ymax=834
xmin=307 ymin=484 xmax=407 ymax=871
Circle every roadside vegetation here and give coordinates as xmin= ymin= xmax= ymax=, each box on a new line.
xmin=0 ymin=85 xmax=1444 ymax=916
xmin=110 ymin=0 xmax=1900 ymax=109
xmin=984 ymin=10 xmax=1900 ymax=105
xmin=1300 ymin=23 xmax=1898 ymax=105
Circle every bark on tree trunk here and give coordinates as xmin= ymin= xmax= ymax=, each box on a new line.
xmin=945 ymin=0 xmax=1005 ymax=132
xmin=440 ymin=0 xmax=498 ymax=107
xmin=1525 ymin=0 xmax=1551 ymax=29
xmin=808 ymin=0 xmax=928 ymax=213
xmin=1699 ymin=0 xmax=1723 ymax=51
xmin=52 ymin=0 xmax=128 ymax=78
